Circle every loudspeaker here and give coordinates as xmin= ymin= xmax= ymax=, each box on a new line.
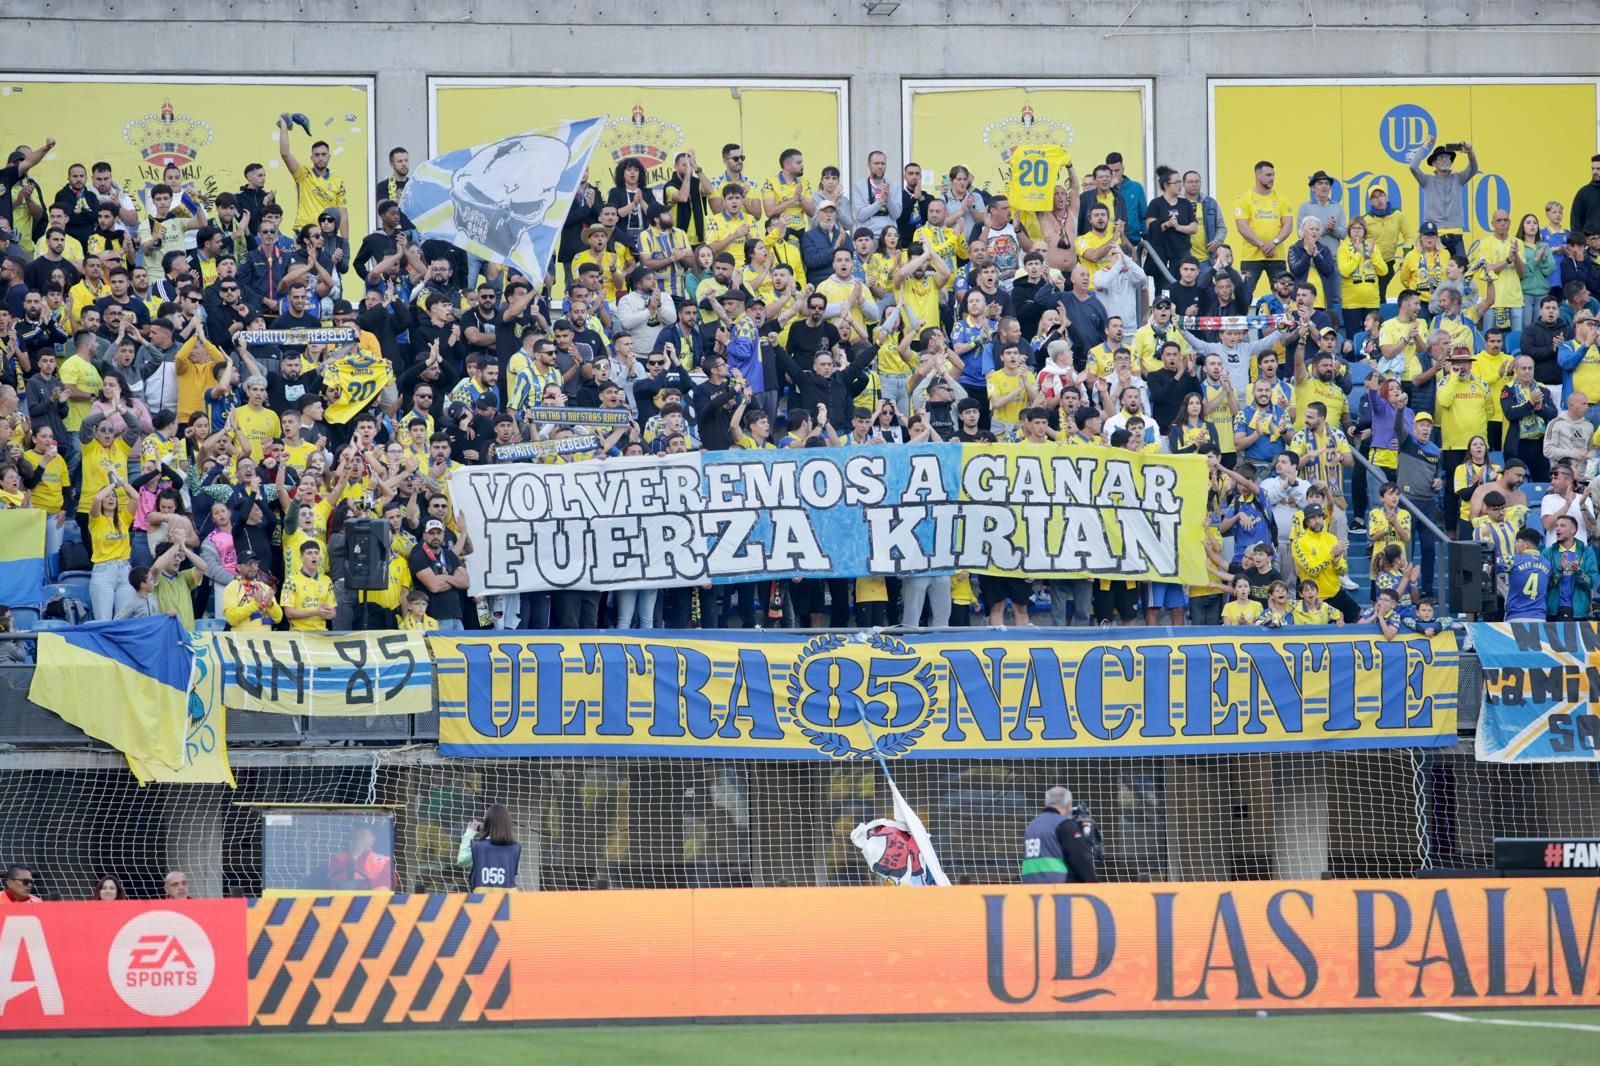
xmin=345 ymin=519 xmax=393 ymax=591
xmin=1448 ymin=540 xmax=1490 ymax=616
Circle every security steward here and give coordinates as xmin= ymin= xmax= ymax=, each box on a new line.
xmin=1020 ymin=785 xmax=1099 ymax=883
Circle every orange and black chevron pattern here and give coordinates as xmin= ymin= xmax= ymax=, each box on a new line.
xmin=247 ymin=892 xmax=514 ymax=1027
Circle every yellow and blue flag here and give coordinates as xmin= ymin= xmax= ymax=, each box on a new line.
xmin=0 ymin=510 xmax=45 ymax=607
xmin=401 ymin=119 xmax=605 ymax=287
xmin=29 ymin=617 xmax=192 ymax=777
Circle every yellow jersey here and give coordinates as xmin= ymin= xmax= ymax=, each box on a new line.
xmin=897 ymin=275 xmax=942 ymax=335
xmin=1397 ymin=247 xmax=1448 ymax=298
xmin=1470 ymin=235 xmax=1522 ymax=309
xmin=1223 ymin=599 xmax=1264 ymax=625
xmin=571 ymin=247 xmax=627 ymax=304
xmin=77 ymin=438 xmax=130 ymax=515
xmin=234 ymin=404 xmax=282 ymax=463
xmin=1074 ymin=228 xmax=1117 ymax=283
xmin=985 ymin=368 xmax=1030 ymax=424
xmin=222 ymin=579 xmax=282 ymax=631
xmin=1435 ymin=373 xmax=1490 ymax=450
xmin=1292 ymin=376 xmax=1347 ymax=431
xmin=58 ymin=354 xmax=102 ymax=433
xmin=290 ymin=164 xmax=348 ymax=231
xmin=705 ymin=211 xmax=754 ymax=267
xmin=1473 ymin=352 xmax=1515 ymax=426
xmin=281 ymin=569 xmax=336 ymax=631
xmin=88 ymin=505 xmax=133 ymax=564
xmin=1006 ymin=146 xmax=1073 ymax=212
xmin=913 ymin=224 xmax=967 ymax=286
xmin=816 ymin=275 xmax=867 ymax=336
xmin=762 ymin=173 xmax=812 ymax=233
xmin=23 ymin=450 xmax=67 ymax=513
xmin=1233 ymin=189 xmax=1293 ymax=261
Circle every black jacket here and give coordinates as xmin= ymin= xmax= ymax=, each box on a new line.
xmin=691 ymin=378 xmax=742 ymax=451
xmin=775 ymin=342 xmax=875 ymax=428
xmin=1572 ymin=180 xmax=1600 ymax=244
xmin=1523 ymin=318 xmax=1569 ymax=386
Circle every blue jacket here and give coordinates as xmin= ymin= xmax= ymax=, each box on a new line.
xmin=1116 ymin=177 xmax=1148 ymax=243
xmin=801 ymin=225 xmax=849 ymax=286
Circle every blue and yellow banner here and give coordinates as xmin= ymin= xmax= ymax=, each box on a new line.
xmin=0 ymin=509 xmax=45 ymax=608
xmin=29 ymin=617 xmax=193 ymax=775
xmin=456 ymin=443 xmax=1210 ymax=595
xmin=403 ymin=119 xmax=604 ymax=287
xmin=213 ymin=631 xmax=432 ymax=717
xmin=433 ymin=628 xmax=1460 ymax=759
xmin=1472 ymin=622 xmax=1600 ymax=762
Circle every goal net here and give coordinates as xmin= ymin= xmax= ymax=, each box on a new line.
xmin=3 ymin=746 xmax=1597 ymax=900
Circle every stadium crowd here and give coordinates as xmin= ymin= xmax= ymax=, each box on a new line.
xmin=1 ymin=121 xmax=1600 ymax=632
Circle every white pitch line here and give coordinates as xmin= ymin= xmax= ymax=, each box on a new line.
xmin=1424 ymin=1011 xmax=1600 ymax=1033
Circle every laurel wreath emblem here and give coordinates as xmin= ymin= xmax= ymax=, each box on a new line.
xmin=786 ymin=632 xmax=939 ymax=760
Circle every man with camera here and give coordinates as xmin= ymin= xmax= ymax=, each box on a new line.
xmin=1408 ymin=136 xmax=1479 ymax=259
xmin=1020 ymin=785 xmax=1099 ymax=884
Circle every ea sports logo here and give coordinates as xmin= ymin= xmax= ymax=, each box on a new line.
xmin=106 ymin=911 xmax=215 ymax=1017
xmin=1378 ymin=104 xmax=1436 ymax=164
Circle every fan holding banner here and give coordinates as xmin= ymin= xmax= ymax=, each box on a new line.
xmin=401 ymin=119 xmax=605 ymax=287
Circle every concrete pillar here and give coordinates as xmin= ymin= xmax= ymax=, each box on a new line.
xmin=1273 ymin=754 xmax=1329 ymax=880
xmin=165 ymin=791 xmax=224 ymax=899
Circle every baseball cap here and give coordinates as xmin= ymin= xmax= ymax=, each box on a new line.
xmin=425 ymin=519 xmax=446 ymax=532
xmin=331 ymin=298 xmax=355 ymax=316
xmin=445 ymin=402 xmax=469 ymax=420
xmin=1152 ymin=296 xmax=1174 ymax=309
xmin=1419 ymin=221 xmax=1439 ymax=237
xmin=1413 ymin=410 xmax=1435 ymax=424
xmin=237 ymin=547 xmax=260 ymax=564
xmin=1303 ymin=504 xmax=1325 ymax=519
xmin=473 ymin=393 xmax=498 ymax=409
xmin=1318 ymin=327 xmax=1338 ymax=338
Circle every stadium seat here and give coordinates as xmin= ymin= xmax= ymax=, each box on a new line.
xmin=29 ymin=619 xmax=72 ymax=632
xmin=9 ymin=606 xmax=40 ymax=630
xmin=1379 ymin=301 xmax=1399 ymax=321
xmin=1506 ymin=329 xmax=1522 ymax=355
xmin=46 ymin=579 xmax=92 ymax=619
xmin=194 ymin=617 xmax=227 ymax=632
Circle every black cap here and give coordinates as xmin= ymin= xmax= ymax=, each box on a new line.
xmin=1303 ymin=504 xmax=1325 ymax=519
xmin=331 ymin=298 xmax=354 ymax=316
xmin=237 ymin=548 xmax=260 ymax=564
xmin=445 ymin=402 xmax=469 ymax=420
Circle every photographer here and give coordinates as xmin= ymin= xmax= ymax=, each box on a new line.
xmin=1019 ymin=785 xmax=1099 ymax=884
xmin=1408 ymin=136 xmax=1479 ymax=258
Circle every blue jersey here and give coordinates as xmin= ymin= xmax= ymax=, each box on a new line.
xmin=1504 ymin=553 xmax=1551 ymax=621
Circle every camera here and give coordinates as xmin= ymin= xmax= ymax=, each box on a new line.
xmin=1440 ymin=142 xmax=1467 ymax=154
xmin=1071 ymin=801 xmax=1105 ymax=862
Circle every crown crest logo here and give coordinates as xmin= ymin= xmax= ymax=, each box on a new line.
xmin=598 ymin=107 xmax=686 ymax=186
xmin=122 ymin=100 xmax=216 ymax=169
xmin=981 ymin=105 xmax=1075 ymax=160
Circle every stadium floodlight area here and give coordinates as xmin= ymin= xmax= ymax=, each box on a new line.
xmin=2 ymin=746 xmax=1596 ymax=900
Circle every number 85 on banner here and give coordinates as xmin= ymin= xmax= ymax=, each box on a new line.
xmin=786 ymin=633 xmax=939 ymax=759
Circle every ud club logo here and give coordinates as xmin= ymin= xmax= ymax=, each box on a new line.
xmin=106 ymin=911 xmax=215 ymax=1017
